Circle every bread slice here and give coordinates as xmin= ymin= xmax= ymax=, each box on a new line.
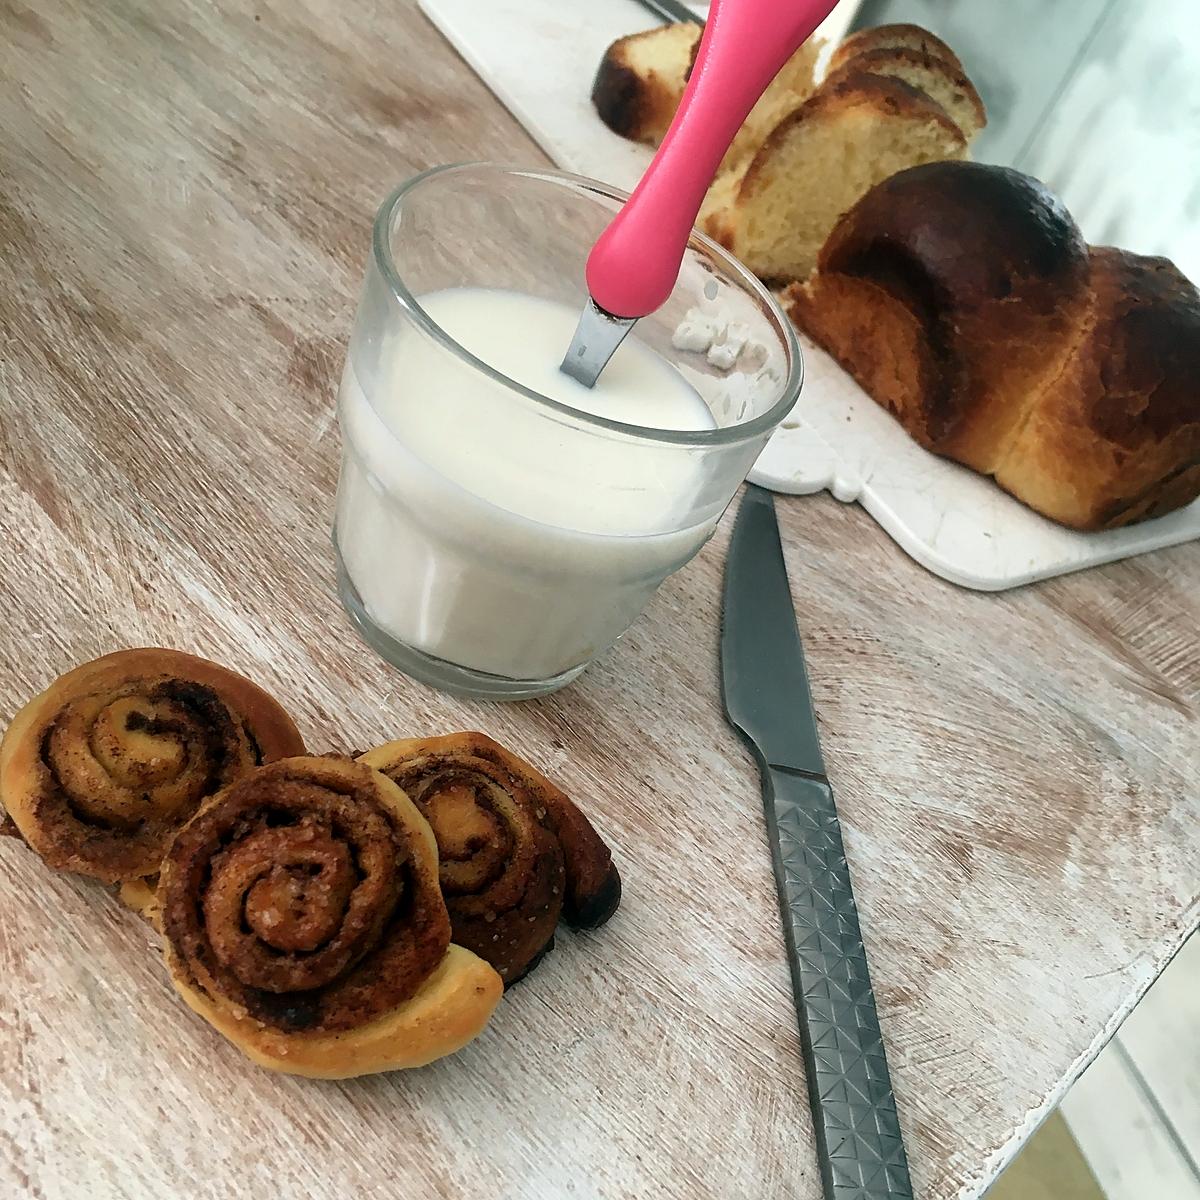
xmin=823 ymin=46 xmax=986 ymax=140
xmin=592 ymin=23 xmax=702 ymax=145
xmin=701 ymin=75 xmax=967 ymax=284
xmin=828 ymin=22 xmax=965 ymax=75
xmin=593 ymin=24 xmax=821 ymax=172
xmin=722 ymin=39 xmax=822 ymax=171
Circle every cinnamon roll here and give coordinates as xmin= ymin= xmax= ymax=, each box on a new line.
xmin=359 ymin=733 xmax=621 ymax=984
xmin=159 ymin=755 xmax=502 ymax=1076
xmin=0 ymin=649 xmax=304 ymax=883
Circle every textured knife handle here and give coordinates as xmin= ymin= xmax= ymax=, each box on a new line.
xmin=764 ymin=767 xmax=914 ymax=1200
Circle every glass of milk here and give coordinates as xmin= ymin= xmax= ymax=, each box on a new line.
xmin=334 ymin=164 xmax=802 ymax=699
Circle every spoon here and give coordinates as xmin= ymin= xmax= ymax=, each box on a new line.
xmin=562 ymin=0 xmax=838 ymax=387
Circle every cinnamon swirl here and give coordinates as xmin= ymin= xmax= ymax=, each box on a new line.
xmin=0 ymin=649 xmax=304 ymax=883
xmin=360 ymin=733 xmax=621 ymax=983
xmin=159 ymin=755 xmax=502 ymax=1076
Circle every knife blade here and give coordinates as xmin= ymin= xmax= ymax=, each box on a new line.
xmin=632 ymin=0 xmax=704 ymax=25
xmin=721 ymin=485 xmax=914 ymax=1200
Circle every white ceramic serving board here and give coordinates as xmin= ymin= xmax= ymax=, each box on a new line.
xmin=418 ymin=0 xmax=1200 ymax=590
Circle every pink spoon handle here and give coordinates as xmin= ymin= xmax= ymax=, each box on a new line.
xmin=586 ymin=0 xmax=837 ymax=318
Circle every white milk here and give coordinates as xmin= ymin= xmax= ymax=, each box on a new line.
xmin=336 ymin=287 xmax=718 ymax=681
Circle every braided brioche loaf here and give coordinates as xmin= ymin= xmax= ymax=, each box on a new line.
xmin=785 ymin=161 xmax=1200 ymax=530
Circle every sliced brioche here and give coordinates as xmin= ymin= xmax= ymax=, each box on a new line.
xmin=592 ymin=23 xmax=702 ymax=145
xmin=722 ymin=40 xmax=822 ymax=171
xmin=828 ymin=22 xmax=965 ymax=75
xmin=594 ymin=24 xmax=821 ymax=172
xmin=702 ymin=76 xmax=967 ymax=283
xmin=823 ymin=46 xmax=985 ymax=140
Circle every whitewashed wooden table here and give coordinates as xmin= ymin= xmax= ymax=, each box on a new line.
xmin=0 ymin=2 xmax=1196 ymax=1198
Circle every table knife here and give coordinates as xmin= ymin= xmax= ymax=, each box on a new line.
xmin=632 ymin=0 xmax=704 ymax=25
xmin=720 ymin=485 xmax=914 ymax=1200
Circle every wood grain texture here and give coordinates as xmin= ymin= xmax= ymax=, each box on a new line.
xmin=0 ymin=1 xmax=1196 ymax=1198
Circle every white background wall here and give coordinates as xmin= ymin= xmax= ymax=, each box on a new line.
xmin=847 ymin=0 xmax=1200 ymax=280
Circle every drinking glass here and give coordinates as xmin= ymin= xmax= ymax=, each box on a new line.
xmin=334 ymin=163 xmax=802 ymax=699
